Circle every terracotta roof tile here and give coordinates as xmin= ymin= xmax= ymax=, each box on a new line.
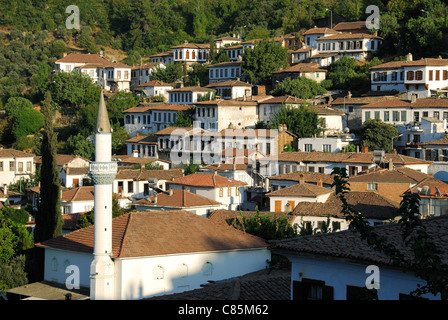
xmin=268 ymin=171 xmax=334 ymax=185
xmin=37 ymin=210 xmax=268 ymax=258
xmin=303 ymin=27 xmax=339 ymax=35
xmin=167 ymin=173 xmax=247 ymax=188
xmin=348 ymin=167 xmax=432 ymax=184
xmin=272 ymin=63 xmax=326 ymax=74
xmin=122 ymin=103 xmax=190 ymax=113
xmin=115 ymin=168 xmax=183 ymax=181
xmin=266 ymin=181 xmax=333 ymax=198
xmin=272 ymin=214 xmax=448 ymax=267
xmin=134 ymin=189 xmax=222 ymax=207
xmin=315 ymin=33 xmax=382 ymax=41
xmin=0 ymin=149 xmax=35 ymax=158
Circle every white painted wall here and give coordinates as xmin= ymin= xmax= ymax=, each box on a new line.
xmin=286 ymin=255 xmax=440 ymax=300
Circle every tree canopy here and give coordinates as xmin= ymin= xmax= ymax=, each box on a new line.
xmin=270 ymin=104 xmax=324 ymax=138
xmin=242 ymin=40 xmax=289 ymax=85
xmin=359 ymin=118 xmax=399 ymax=153
xmin=270 ymin=77 xmax=327 ymax=99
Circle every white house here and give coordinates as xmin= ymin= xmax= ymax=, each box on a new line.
xmin=35 ymin=210 xmax=270 ymax=300
xmin=130 ymin=62 xmax=165 ymax=90
xmin=193 ymin=99 xmax=259 ymax=131
xmin=208 ymin=61 xmax=244 ymax=83
xmin=360 ymin=97 xmax=448 ymax=157
xmin=166 ymin=172 xmax=247 ymax=211
xmin=266 ymin=176 xmax=334 ymax=212
xmin=262 ymin=151 xmax=432 ymax=177
xmin=168 ymin=85 xmax=214 ymax=105
xmin=171 ymin=41 xmax=210 ymax=66
xmin=290 ymin=48 xmax=318 ymax=64
xmin=134 ymin=80 xmax=173 ymax=101
xmin=122 ymin=102 xmax=191 ymax=135
xmin=315 ymin=32 xmax=383 ymax=61
xmin=298 ymin=136 xmax=352 ymax=153
xmin=370 ymin=55 xmax=448 ymax=99
xmin=113 ymin=168 xmax=183 ymax=199
xmin=149 ymin=51 xmax=173 ymax=64
xmin=205 ymin=80 xmax=252 ymax=100
xmin=132 ymin=188 xmax=225 ymax=217
xmin=303 ymin=27 xmax=339 ymax=49
xmin=0 ymin=149 xmax=35 ymax=187
xmin=272 ymin=214 xmax=448 ymax=300
xmin=214 ymin=36 xmax=241 ymax=49
xmin=271 ymin=63 xmax=327 ymax=84
xmin=54 ymin=53 xmax=132 ymax=92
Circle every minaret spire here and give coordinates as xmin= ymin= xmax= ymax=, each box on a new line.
xmin=89 ymin=91 xmax=117 ymax=300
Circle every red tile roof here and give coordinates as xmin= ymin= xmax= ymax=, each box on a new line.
xmin=134 ymin=189 xmax=222 ymax=207
xmin=0 ymin=149 xmax=35 ymax=158
xmin=303 ymin=27 xmax=339 ymax=35
xmin=37 ymin=210 xmax=267 ymax=258
xmin=268 ymin=171 xmax=334 ymax=185
xmin=122 ymin=103 xmax=190 ymax=113
xmin=115 ymin=168 xmax=183 ymax=181
xmin=292 ymin=191 xmax=400 ymax=220
xmin=315 ymin=33 xmax=382 ymax=41
xmin=348 ymin=167 xmax=432 ymax=184
xmin=167 ymin=173 xmax=247 ymax=188
xmin=405 ymin=176 xmax=448 ymax=198
xmin=272 ymin=214 xmax=448 ymax=267
xmin=266 ymin=181 xmax=333 ymax=198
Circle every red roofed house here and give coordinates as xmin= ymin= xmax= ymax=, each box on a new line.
xmin=133 ymin=188 xmax=225 ymax=216
xmin=167 ymin=172 xmax=247 ymax=210
xmin=130 ymin=62 xmax=166 ymax=90
xmin=272 ymin=214 xmax=448 ymax=300
xmin=35 ymin=210 xmax=270 ymax=299
xmin=404 ymin=176 xmax=448 ymax=217
xmin=54 ymin=53 xmax=132 ymax=92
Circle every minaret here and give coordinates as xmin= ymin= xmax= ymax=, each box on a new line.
xmin=89 ymin=91 xmax=117 ymax=300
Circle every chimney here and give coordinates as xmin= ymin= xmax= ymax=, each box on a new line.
xmin=132 ymin=150 xmax=139 ymax=158
xmin=299 ymin=174 xmax=305 ymax=184
xmin=63 ymin=52 xmax=67 ymax=57
xmin=169 ymin=188 xmax=173 ymax=196
xmin=3 ymin=184 xmax=7 ymax=195
xmin=388 ymin=160 xmax=393 ymax=171
xmin=154 ymin=193 xmax=157 ymax=204
xmin=347 ymin=91 xmax=352 ymax=99
xmin=411 ymin=93 xmax=417 ymax=103
xmin=406 ymin=53 xmax=413 ymax=61
xmin=317 ymin=179 xmax=323 ymax=187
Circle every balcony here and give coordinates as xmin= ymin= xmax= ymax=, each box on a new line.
xmin=405 ymin=142 xmax=422 ymax=149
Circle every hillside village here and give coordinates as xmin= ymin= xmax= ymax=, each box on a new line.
xmin=2 ymin=13 xmax=448 ymax=303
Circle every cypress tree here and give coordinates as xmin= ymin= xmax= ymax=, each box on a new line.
xmin=34 ymin=92 xmax=62 ymax=243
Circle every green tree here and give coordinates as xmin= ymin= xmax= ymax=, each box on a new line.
xmin=11 ymin=108 xmax=44 ymax=140
xmin=150 ymin=62 xmax=184 ymax=83
xmin=235 ymin=209 xmax=298 ymax=240
xmin=49 ymin=71 xmax=101 ymax=109
xmin=270 ymin=104 xmax=324 ymax=138
xmin=66 ymin=133 xmax=95 ymax=160
xmin=360 ymin=118 xmax=398 ymax=154
xmin=271 ymin=77 xmax=327 ymax=99
xmin=34 ymin=92 xmax=63 ymax=243
xmin=242 ymin=40 xmax=289 ymax=85
xmin=172 ymin=107 xmax=196 ymax=127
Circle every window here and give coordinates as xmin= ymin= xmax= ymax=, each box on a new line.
xmin=367 ymin=183 xmax=378 ymax=190
xmin=293 ymin=279 xmax=334 ymax=300
xmin=153 ymin=265 xmax=164 ymax=280
xmin=9 ymin=161 xmax=14 ymax=171
xmin=219 ymin=188 xmax=223 ymax=197
xmin=365 ymin=111 xmax=371 ymax=121
xmin=128 ymin=181 xmax=133 ymax=193
xmin=429 ymin=70 xmax=433 ymax=81
xmin=434 ymin=111 xmax=440 ymax=120
xmin=392 ymin=72 xmax=397 ymax=81
xmin=177 ymin=263 xmax=188 ymax=278
xmin=401 ymin=111 xmax=407 ymax=122
xmin=436 ymin=70 xmax=440 ymax=80
xmin=304 ymin=143 xmax=313 ymax=152
xmin=202 ymin=262 xmax=213 ymax=276
xmin=227 ymin=187 xmax=231 ymax=197
xmin=415 ymin=71 xmax=423 ymax=80
xmin=407 ymin=71 xmax=414 ymax=81
xmin=392 ymin=111 xmax=400 ymax=122
xmin=236 ymin=187 xmax=240 ymax=196
xmin=0 ymin=162 xmax=2 ymax=171
xmin=423 ymin=111 xmax=429 ymax=117
xmin=444 ymin=70 xmax=448 ymax=80
xmin=322 ymin=144 xmax=331 ymax=152
xmin=374 ymin=111 xmax=380 ymax=119
xmin=414 ymin=111 xmax=420 ymax=122
xmin=117 ymin=70 xmax=121 ymax=79
xmin=384 ymin=111 xmax=390 ymax=122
